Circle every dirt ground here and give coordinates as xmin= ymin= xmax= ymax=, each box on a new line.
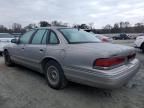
xmin=0 ymin=40 xmax=144 ymax=108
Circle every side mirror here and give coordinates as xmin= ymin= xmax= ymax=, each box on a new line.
xmin=11 ymin=39 xmax=18 ymax=44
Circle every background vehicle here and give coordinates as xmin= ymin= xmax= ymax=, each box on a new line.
xmin=135 ymin=36 xmax=144 ymax=52
xmin=11 ymin=33 xmax=22 ymax=38
xmin=84 ymin=29 xmax=112 ymax=42
xmin=0 ymin=33 xmax=14 ymax=56
xmin=113 ymin=33 xmax=130 ymax=40
xmin=95 ymin=34 xmax=113 ymax=42
xmin=4 ymin=27 xmax=140 ymax=90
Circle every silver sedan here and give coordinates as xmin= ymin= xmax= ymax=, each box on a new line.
xmin=4 ymin=27 xmax=140 ymax=89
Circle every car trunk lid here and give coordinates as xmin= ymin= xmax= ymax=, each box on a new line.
xmin=72 ymin=43 xmax=135 ymax=58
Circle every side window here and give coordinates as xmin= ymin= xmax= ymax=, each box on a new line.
xmin=19 ymin=30 xmax=35 ymax=44
xmin=42 ymin=30 xmax=49 ymax=44
xmin=31 ymin=29 xmax=46 ymax=44
xmin=49 ymin=31 xmax=59 ymax=44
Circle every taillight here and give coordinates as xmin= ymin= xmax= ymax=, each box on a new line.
xmin=102 ymin=38 xmax=109 ymax=42
xmin=95 ymin=57 xmax=125 ymax=68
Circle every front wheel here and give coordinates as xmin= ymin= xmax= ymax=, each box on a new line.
xmin=4 ymin=50 xmax=14 ymax=66
xmin=44 ymin=61 xmax=68 ymax=90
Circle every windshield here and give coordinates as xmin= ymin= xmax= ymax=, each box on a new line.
xmin=0 ymin=33 xmax=14 ymax=38
xmin=59 ymin=28 xmax=101 ymax=43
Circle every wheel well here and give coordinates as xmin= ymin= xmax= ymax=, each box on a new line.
xmin=140 ymin=42 xmax=144 ymax=49
xmin=4 ymin=49 xmax=8 ymax=52
xmin=41 ymin=57 xmax=61 ymax=70
xmin=3 ymin=49 xmax=8 ymax=54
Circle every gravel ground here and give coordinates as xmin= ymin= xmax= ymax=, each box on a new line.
xmin=0 ymin=40 xmax=144 ymax=108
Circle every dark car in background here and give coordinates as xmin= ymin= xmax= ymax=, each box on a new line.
xmin=113 ymin=33 xmax=130 ymax=40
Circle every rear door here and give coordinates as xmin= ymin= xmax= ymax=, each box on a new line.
xmin=23 ymin=29 xmax=49 ymax=71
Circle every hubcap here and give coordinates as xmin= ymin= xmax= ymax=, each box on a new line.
xmin=47 ymin=66 xmax=59 ymax=84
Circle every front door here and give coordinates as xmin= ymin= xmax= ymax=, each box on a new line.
xmin=12 ymin=30 xmax=36 ymax=65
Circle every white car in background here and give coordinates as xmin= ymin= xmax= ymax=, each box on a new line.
xmin=0 ymin=33 xmax=14 ymax=55
xmin=134 ymin=36 xmax=144 ymax=52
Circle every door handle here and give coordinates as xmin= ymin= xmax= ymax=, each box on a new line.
xmin=22 ymin=48 xmax=24 ymax=49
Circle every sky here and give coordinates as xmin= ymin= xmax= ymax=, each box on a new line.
xmin=0 ymin=0 xmax=144 ymax=29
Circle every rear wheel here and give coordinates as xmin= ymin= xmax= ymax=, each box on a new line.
xmin=141 ymin=43 xmax=144 ymax=53
xmin=44 ymin=60 xmax=67 ymax=90
xmin=4 ymin=50 xmax=14 ymax=66
xmin=0 ymin=52 xmax=2 ymax=56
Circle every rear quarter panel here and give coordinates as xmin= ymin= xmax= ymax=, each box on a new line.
xmin=63 ymin=45 xmax=100 ymax=70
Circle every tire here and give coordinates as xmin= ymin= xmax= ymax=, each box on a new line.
xmin=0 ymin=52 xmax=2 ymax=56
xmin=44 ymin=60 xmax=68 ymax=90
xmin=4 ymin=50 xmax=14 ymax=66
xmin=141 ymin=43 xmax=144 ymax=53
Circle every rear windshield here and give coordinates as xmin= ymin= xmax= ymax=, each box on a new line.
xmin=0 ymin=33 xmax=14 ymax=38
xmin=59 ymin=28 xmax=101 ymax=44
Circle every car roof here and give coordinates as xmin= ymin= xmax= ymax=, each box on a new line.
xmin=34 ymin=26 xmax=71 ymax=30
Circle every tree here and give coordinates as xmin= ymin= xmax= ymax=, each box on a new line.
xmin=114 ymin=23 xmax=119 ymax=29
xmin=135 ymin=23 xmax=143 ymax=27
xmin=0 ymin=25 xmax=8 ymax=33
xmin=135 ymin=23 xmax=144 ymax=33
xmin=88 ymin=22 xmax=94 ymax=29
xmin=120 ymin=21 xmax=126 ymax=28
xmin=51 ymin=20 xmax=67 ymax=27
xmin=51 ymin=20 xmax=61 ymax=26
xmin=103 ymin=24 xmax=112 ymax=33
xmin=79 ymin=24 xmax=89 ymax=29
xmin=111 ymin=23 xmax=119 ymax=33
xmin=24 ymin=23 xmax=37 ymax=32
xmin=73 ymin=24 xmax=80 ymax=28
xmin=125 ymin=21 xmax=130 ymax=28
xmin=39 ymin=21 xmax=51 ymax=27
xmin=104 ymin=24 xmax=112 ymax=30
xmin=12 ymin=23 xmax=22 ymax=32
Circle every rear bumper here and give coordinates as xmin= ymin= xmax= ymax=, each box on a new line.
xmin=96 ymin=59 xmax=140 ymax=88
xmin=65 ymin=59 xmax=140 ymax=89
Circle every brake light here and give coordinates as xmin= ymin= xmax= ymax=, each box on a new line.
xmin=95 ymin=57 xmax=125 ymax=67
xmin=102 ymin=38 xmax=109 ymax=42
